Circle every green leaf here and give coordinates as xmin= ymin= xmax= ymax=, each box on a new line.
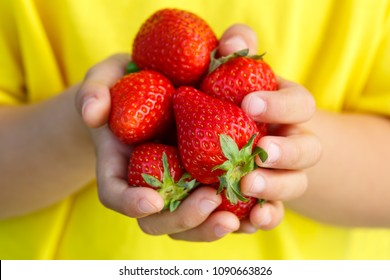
xmin=219 ymin=134 xmax=239 ymax=161
xmin=224 ymin=180 xmax=248 ymax=204
xmin=177 ymin=177 xmax=198 ymax=190
xmin=217 ymin=176 xmax=228 ymax=194
xmin=253 ymin=147 xmax=268 ymax=163
xmin=141 ymin=174 xmax=162 ymax=188
xmin=186 ymin=179 xmax=198 ymax=190
xmin=238 ymin=133 xmax=257 ymax=159
xmin=234 ymin=48 xmax=250 ymax=57
xmin=212 ymin=160 xmax=233 ymax=172
xmin=169 ymin=201 xmax=181 ymax=212
xmin=179 ymin=173 xmax=192 ymax=181
xmin=161 ymin=152 xmax=174 ymax=185
xmin=208 ymin=48 xmax=222 ymax=73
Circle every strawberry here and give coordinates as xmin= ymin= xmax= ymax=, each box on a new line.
xmin=217 ymin=189 xmax=258 ymax=220
xmin=206 ymin=183 xmax=259 ymax=220
xmin=132 ymin=8 xmax=218 ymax=87
xmin=128 ymin=142 xmax=197 ymax=211
xmin=172 ymin=86 xmax=268 ymax=205
xmin=200 ymin=49 xmax=277 ymax=138
xmin=108 ymin=70 xmax=175 ymax=145
xmin=200 ymin=49 xmax=278 ymax=106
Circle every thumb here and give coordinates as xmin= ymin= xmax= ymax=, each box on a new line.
xmin=75 ymin=53 xmax=130 ymax=128
xmin=218 ymin=24 xmax=258 ymax=56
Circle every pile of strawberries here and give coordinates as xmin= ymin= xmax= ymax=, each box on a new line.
xmin=108 ymin=8 xmax=277 ymax=219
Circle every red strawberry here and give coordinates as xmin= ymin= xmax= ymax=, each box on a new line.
xmin=172 ymin=86 xmax=268 ymax=205
xmin=109 ymin=70 xmax=175 ymax=145
xmin=128 ymin=142 xmax=197 ymax=211
xmin=200 ymin=49 xmax=277 ymax=138
xmin=132 ymin=8 xmax=218 ymax=87
xmin=200 ymin=49 xmax=278 ymax=106
xmin=217 ymin=189 xmax=258 ymax=220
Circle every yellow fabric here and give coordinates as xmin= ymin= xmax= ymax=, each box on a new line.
xmin=1 ymin=0 xmax=390 ymax=259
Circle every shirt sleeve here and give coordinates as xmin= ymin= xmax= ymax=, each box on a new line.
xmin=0 ymin=1 xmax=26 ymax=106
xmin=352 ymin=15 xmax=390 ymax=116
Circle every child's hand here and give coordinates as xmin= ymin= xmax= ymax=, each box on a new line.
xmin=136 ymin=25 xmax=321 ymax=241
xmin=75 ymin=24 xmax=321 ymax=242
xmin=75 ymin=54 xmax=165 ymax=218
xmin=238 ymin=76 xmax=322 ymax=232
xmin=136 ymin=79 xmax=321 ymax=240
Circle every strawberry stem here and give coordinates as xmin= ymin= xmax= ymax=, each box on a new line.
xmin=213 ymin=133 xmax=268 ymax=204
xmin=208 ymin=48 xmax=266 ymax=73
xmin=141 ymin=152 xmax=198 ymax=212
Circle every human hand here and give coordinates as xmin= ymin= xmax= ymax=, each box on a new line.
xmin=72 ymin=45 xmax=262 ymax=242
xmin=217 ymin=24 xmax=322 ymax=233
xmin=75 ymin=54 xmax=166 ymax=218
xmin=74 ymin=54 xmax=232 ymax=240
xmin=75 ymin=24 xmax=321 ymax=242
xmin=221 ymin=26 xmax=321 ymax=233
xmin=136 ymin=24 xmax=321 ymax=240
xmin=238 ymin=76 xmax=322 ymax=232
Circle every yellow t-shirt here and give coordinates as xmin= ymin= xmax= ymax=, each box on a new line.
xmin=1 ymin=0 xmax=390 ymax=259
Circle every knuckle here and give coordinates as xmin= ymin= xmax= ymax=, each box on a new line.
xmin=289 ymin=133 xmax=322 ymax=169
xmin=291 ymin=85 xmax=316 ymax=122
xmin=305 ymin=98 xmax=317 ymax=120
xmin=175 ymin=215 xmax=198 ymax=231
xmin=289 ymin=141 xmax=303 ymax=168
xmin=137 ymin=219 xmax=162 ymax=236
xmin=299 ymin=85 xmax=316 ymax=118
xmin=280 ymin=172 xmax=307 ymax=201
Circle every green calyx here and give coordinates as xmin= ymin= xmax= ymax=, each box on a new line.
xmin=141 ymin=152 xmax=198 ymax=212
xmin=213 ymin=133 xmax=268 ymax=204
xmin=208 ymin=48 xmax=266 ymax=73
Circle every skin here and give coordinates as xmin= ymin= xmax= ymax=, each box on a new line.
xmin=1 ymin=25 xmax=390 ymax=243
xmin=0 ymin=84 xmax=95 ymax=218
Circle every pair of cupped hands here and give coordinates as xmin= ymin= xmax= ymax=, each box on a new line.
xmin=75 ymin=24 xmax=322 ymax=242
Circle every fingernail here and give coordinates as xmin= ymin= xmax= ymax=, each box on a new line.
xmin=199 ymin=199 xmax=219 ymax=215
xmin=265 ymin=142 xmax=280 ymax=164
xmin=222 ymin=35 xmax=247 ymax=51
xmin=81 ymin=96 xmax=96 ymax=117
xmin=138 ymin=199 xmax=158 ymax=214
xmin=214 ymin=225 xmax=233 ymax=238
xmin=247 ymin=174 xmax=266 ymax=196
xmin=247 ymin=94 xmax=266 ymax=117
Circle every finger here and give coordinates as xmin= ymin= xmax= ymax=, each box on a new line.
xmin=218 ymin=24 xmax=258 ymax=56
xmin=255 ymin=131 xmax=322 ymax=170
xmin=93 ymin=126 xmax=164 ymax=217
xmin=75 ymin=53 xmax=131 ymax=128
xmin=241 ymin=168 xmax=308 ymax=202
xmin=235 ymin=219 xmax=258 ymax=234
xmin=169 ymin=211 xmax=240 ymax=242
xmin=241 ymin=77 xmax=316 ymax=124
xmin=99 ymin=180 xmax=164 ymax=218
xmin=249 ymin=201 xmax=284 ymax=230
xmin=137 ymin=187 xmax=222 ymax=236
